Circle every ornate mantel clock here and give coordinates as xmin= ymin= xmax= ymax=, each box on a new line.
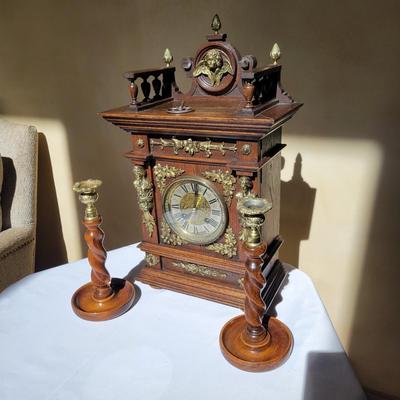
xmin=100 ymin=16 xmax=302 ymax=310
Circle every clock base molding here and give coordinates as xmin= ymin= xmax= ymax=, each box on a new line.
xmin=139 ymin=241 xmax=243 ymax=273
xmin=138 ymin=241 xmax=245 ymax=307
xmin=135 ymin=263 xmax=245 ymax=308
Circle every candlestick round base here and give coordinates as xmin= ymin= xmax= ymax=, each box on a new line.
xmin=71 ymin=278 xmax=135 ymax=321
xmin=219 ymin=315 xmax=293 ymax=372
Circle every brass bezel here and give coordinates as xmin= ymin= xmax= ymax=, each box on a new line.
xmin=162 ymin=175 xmax=228 ymax=245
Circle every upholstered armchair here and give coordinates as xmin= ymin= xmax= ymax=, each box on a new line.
xmin=0 ymin=120 xmax=38 ymax=291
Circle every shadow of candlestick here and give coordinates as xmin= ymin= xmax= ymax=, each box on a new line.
xmin=280 ymin=153 xmax=316 ymax=268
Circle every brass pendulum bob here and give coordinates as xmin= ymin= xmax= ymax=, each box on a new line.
xmin=71 ymin=179 xmax=135 ymax=321
xmin=219 ymin=197 xmax=293 ymax=372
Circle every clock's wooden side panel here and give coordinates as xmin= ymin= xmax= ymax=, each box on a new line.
xmin=260 ymin=128 xmax=283 ymax=260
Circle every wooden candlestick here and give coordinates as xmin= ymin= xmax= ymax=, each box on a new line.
xmin=219 ymin=197 xmax=293 ymax=372
xmin=71 ymin=179 xmax=135 ymax=321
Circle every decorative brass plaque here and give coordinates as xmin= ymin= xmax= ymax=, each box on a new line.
xmin=172 ymin=261 xmax=227 ymax=280
xmin=150 ymin=137 xmax=236 ymax=158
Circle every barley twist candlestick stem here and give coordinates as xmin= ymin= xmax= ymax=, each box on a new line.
xmin=219 ymin=197 xmax=293 ymax=372
xmin=71 ymin=179 xmax=135 ymax=321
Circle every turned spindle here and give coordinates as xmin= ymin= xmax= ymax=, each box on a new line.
xmin=219 ymin=197 xmax=293 ymax=372
xmin=242 ymin=81 xmax=255 ymax=109
xmin=129 ymin=82 xmax=138 ymax=107
xmin=71 ymin=179 xmax=135 ymax=321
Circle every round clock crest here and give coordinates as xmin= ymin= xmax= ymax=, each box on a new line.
xmin=193 ymin=45 xmax=237 ymax=94
xmin=163 ymin=176 xmax=227 ymax=245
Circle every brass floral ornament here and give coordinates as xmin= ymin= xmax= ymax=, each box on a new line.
xmin=132 ymin=166 xmax=156 ymax=237
xmin=194 ymin=49 xmax=233 ymax=86
xmin=202 ymin=169 xmax=236 ymax=206
xmin=150 ymin=137 xmax=236 ymax=158
xmin=161 ymin=219 xmax=187 ymax=246
xmin=172 ymin=261 xmax=227 ymax=280
xmin=207 ymin=226 xmax=237 ymax=258
xmin=145 ymin=253 xmax=159 ymax=267
xmin=235 ymin=176 xmax=256 ymax=242
xmin=153 ymin=163 xmax=185 ymax=195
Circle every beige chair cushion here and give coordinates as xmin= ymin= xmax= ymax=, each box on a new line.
xmin=0 ymin=154 xmax=2 ymax=231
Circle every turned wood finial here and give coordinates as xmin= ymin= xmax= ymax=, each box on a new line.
xmin=71 ymin=179 xmax=135 ymax=321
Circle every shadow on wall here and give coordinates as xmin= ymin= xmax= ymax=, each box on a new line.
xmin=1 ymin=157 xmax=16 ymax=230
xmin=35 ymin=133 xmax=67 ymax=271
xmin=303 ymin=351 xmax=366 ymax=399
xmin=280 ymin=153 xmax=316 ymax=267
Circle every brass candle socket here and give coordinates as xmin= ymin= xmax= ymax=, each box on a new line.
xmin=73 ymin=179 xmax=102 ymax=221
xmin=238 ymin=197 xmax=272 ymax=248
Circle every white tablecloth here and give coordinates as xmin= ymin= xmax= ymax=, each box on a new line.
xmin=0 ymin=244 xmax=365 ymax=400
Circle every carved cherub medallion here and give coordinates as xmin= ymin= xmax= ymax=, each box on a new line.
xmin=193 ymin=49 xmax=233 ymax=86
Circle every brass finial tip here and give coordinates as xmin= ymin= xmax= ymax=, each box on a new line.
xmin=270 ymin=43 xmax=281 ymax=65
xmin=211 ymin=14 xmax=221 ymax=34
xmin=163 ymin=48 xmax=173 ymax=67
xmin=73 ymin=179 xmax=102 ymax=194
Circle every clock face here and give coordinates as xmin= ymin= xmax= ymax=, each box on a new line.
xmin=163 ymin=176 xmax=227 ymax=245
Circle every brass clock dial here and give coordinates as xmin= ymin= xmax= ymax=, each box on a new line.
xmin=163 ymin=176 xmax=227 ymax=245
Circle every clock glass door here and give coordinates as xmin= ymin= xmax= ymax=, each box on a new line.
xmin=163 ymin=176 xmax=227 ymax=245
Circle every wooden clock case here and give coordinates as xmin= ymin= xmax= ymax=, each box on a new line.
xmin=100 ymin=28 xmax=301 ymax=309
